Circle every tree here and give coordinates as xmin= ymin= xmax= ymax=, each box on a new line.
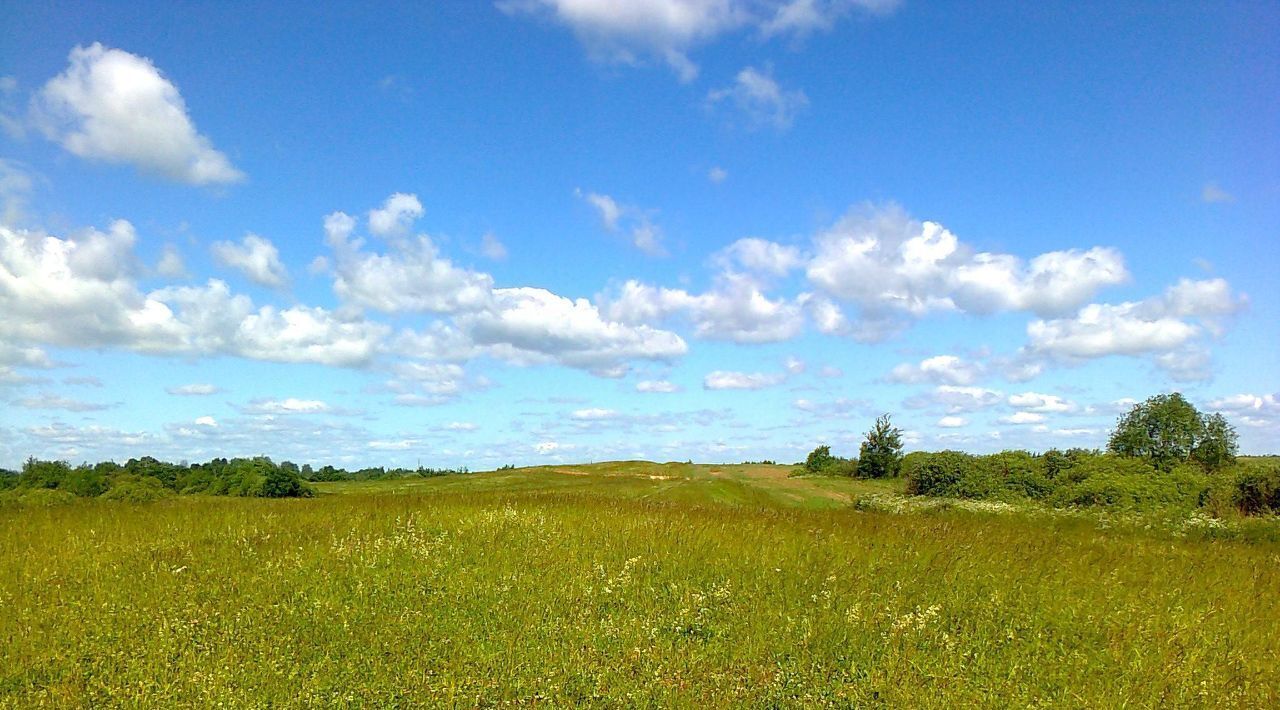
xmin=804 ymin=445 xmax=837 ymax=474
xmin=1107 ymin=393 xmax=1237 ymax=471
xmin=858 ymin=414 xmax=904 ymax=479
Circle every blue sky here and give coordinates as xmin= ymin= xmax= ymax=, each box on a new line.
xmin=1 ymin=1 xmax=1276 ymax=469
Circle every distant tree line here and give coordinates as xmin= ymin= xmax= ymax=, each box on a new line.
xmin=800 ymin=393 xmax=1279 ymax=517
xmin=0 ymin=455 xmax=475 ymax=502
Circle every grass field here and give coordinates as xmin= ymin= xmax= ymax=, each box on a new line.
xmin=3 ymin=462 xmax=1278 ymax=707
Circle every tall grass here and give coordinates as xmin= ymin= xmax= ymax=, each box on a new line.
xmin=2 ymin=470 xmax=1278 ymax=706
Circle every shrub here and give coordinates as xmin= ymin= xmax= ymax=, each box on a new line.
xmin=804 ymin=445 xmax=836 ymax=474
xmin=63 ymin=466 xmax=109 ymax=497
xmin=904 ymin=451 xmax=1002 ymax=499
xmin=1227 ymin=461 xmax=1280 ymax=516
xmin=102 ymin=475 xmax=171 ymax=503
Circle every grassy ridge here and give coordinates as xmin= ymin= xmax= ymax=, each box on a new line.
xmin=3 ymin=463 xmax=1278 ymax=706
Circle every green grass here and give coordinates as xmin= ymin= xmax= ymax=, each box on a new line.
xmin=2 ymin=462 xmax=1278 ymax=706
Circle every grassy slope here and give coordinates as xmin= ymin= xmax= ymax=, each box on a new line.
xmin=2 ymin=462 xmax=1278 ymax=707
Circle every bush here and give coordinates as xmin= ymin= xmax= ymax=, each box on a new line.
xmin=102 ymin=475 xmax=171 ymax=503
xmin=904 ymin=451 xmax=1002 ymax=499
xmin=1226 ymin=461 xmax=1280 ymax=516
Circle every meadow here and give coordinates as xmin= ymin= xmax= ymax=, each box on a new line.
xmin=3 ymin=462 xmax=1278 ymax=707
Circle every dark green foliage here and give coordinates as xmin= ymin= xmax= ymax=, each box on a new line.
xmin=8 ymin=455 xmax=314 ymax=500
xmin=1224 ymin=461 xmax=1280 ymax=515
xmin=903 ymin=451 xmax=1001 ymax=499
xmin=101 ymin=475 xmax=171 ymax=502
xmin=63 ymin=466 xmax=109 ymax=498
xmin=1107 ymin=393 xmax=1238 ymax=471
xmin=857 ymin=414 xmax=903 ymax=479
xmin=804 ymin=445 xmax=836 ymax=474
xmin=801 ymin=445 xmax=856 ymax=476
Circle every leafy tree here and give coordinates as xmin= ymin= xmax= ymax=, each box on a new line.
xmin=858 ymin=414 xmax=904 ymax=478
xmin=1107 ymin=393 xmax=1237 ymax=471
xmin=804 ymin=445 xmax=837 ymax=474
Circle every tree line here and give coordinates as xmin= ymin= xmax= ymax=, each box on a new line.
xmin=801 ymin=393 xmax=1279 ymax=516
xmin=0 ymin=455 xmax=475 ymax=502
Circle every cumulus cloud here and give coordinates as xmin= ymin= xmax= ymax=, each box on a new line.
xmin=1025 ymin=277 xmax=1245 ymax=379
xmin=325 ymin=208 xmax=495 ymax=314
xmin=602 ymin=274 xmax=804 ymax=343
xmin=998 ymin=411 xmax=1046 ymax=425
xmin=32 ymin=43 xmax=242 ymax=185
xmin=463 ymin=287 xmax=688 ymax=375
xmin=807 ymin=204 xmax=1130 ymax=336
xmin=714 ymin=237 xmax=804 ymax=278
xmin=211 ymin=233 xmax=288 ymax=288
xmin=704 ymin=370 xmax=785 ymax=390
xmin=707 ymin=66 xmax=808 ymax=129
xmin=502 ymin=1 xmax=896 ymax=81
xmin=0 ymin=222 xmax=387 ymax=367
xmin=1007 ymin=391 xmax=1076 ymax=413
xmin=367 ymin=193 xmax=424 ymax=237
xmin=937 ymin=415 xmax=967 ymax=428
xmin=888 ymin=354 xmax=983 ymax=386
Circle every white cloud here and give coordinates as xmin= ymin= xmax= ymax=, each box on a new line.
xmin=442 ymin=421 xmax=479 ymax=432
xmin=999 ymin=411 xmax=1046 ymax=425
xmin=1007 ymin=391 xmax=1075 ymax=413
xmin=703 ymin=370 xmax=785 ymax=390
xmin=1025 ymin=277 xmax=1245 ymax=378
xmin=502 ymin=1 xmax=896 ymax=81
xmin=32 ymin=43 xmax=242 ymax=185
xmin=937 ymin=415 xmax=967 ymax=428
xmin=571 ymin=407 xmax=618 ymax=420
xmin=888 ymin=354 xmax=983 ymax=386
xmin=367 ymin=193 xmax=424 ymax=237
xmin=211 ymin=233 xmax=288 ymax=288
xmin=194 ymin=416 xmax=217 ymax=427
xmin=241 ymin=398 xmax=330 ymax=415
xmin=784 ymin=355 xmax=805 ymax=374
xmin=463 ymin=287 xmax=688 ymax=375
xmin=637 ymin=379 xmax=681 ymax=393
xmin=576 ymin=189 xmax=666 ymax=256
xmin=708 ymin=166 xmax=728 ymax=183
xmin=761 ymin=0 xmax=900 ymax=36
xmin=714 ymin=237 xmax=804 ymax=277
xmin=325 ymin=208 xmax=495 ymax=313
xmin=166 ymin=383 xmax=220 ymax=396
xmin=818 ymin=365 xmax=842 ymax=378
xmin=0 ymin=221 xmax=389 ymax=368
xmin=603 ymin=275 xmax=803 ymax=343
xmin=1208 ymin=393 xmax=1280 ymax=415
xmin=806 ymin=205 xmax=1130 ymax=337
xmin=708 ymin=66 xmax=808 ymax=129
